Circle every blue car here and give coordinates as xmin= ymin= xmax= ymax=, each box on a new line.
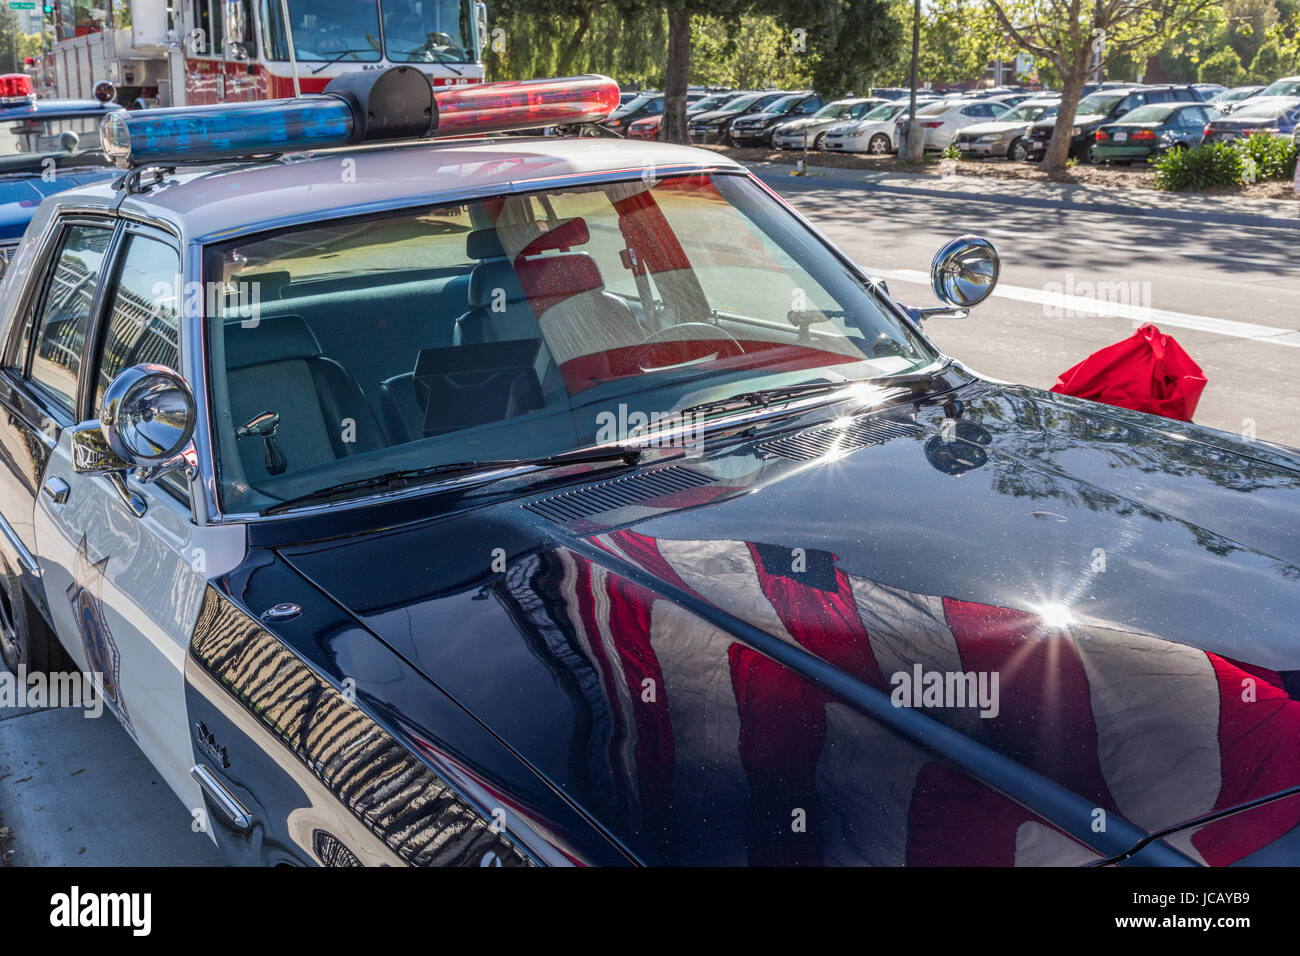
xmin=0 ymin=96 xmax=122 ymax=266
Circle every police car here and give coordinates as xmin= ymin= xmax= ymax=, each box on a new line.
xmin=1 ymin=66 xmax=1298 ymax=867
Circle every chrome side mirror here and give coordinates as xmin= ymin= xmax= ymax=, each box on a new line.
xmin=72 ymin=364 xmax=198 ymax=489
xmin=905 ymin=235 xmax=1000 ymax=322
xmin=223 ymin=0 xmax=250 ymax=60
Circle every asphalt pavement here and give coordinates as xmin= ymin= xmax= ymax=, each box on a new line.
xmin=761 ymin=169 xmax=1300 ymax=449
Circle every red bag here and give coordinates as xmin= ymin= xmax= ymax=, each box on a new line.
xmin=1049 ymin=323 xmax=1206 ymax=422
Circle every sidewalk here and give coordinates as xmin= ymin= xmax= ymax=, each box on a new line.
xmin=751 ymin=161 xmax=1300 ymax=230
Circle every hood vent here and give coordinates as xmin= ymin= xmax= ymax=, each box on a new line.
xmin=525 ymin=466 xmax=716 ymax=523
xmin=757 ymin=417 xmax=921 ymax=462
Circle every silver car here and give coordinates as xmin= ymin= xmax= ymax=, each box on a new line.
xmin=953 ymin=97 xmax=1061 ymax=159
xmin=770 ymin=98 xmax=885 ymax=149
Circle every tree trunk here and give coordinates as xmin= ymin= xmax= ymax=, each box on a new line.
xmin=1042 ymin=53 xmax=1085 ymax=173
xmin=660 ymin=9 xmax=690 ymax=145
xmin=902 ymin=0 xmax=924 ymax=162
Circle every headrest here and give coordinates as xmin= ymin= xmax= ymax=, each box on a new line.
xmin=223 ymin=314 xmax=321 ymax=370
xmin=513 ymin=253 xmax=604 ymax=316
xmin=232 ymin=270 xmax=291 ymax=301
xmin=515 ymin=218 xmax=590 ymax=259
xmin=467 ymin=259 xmax=525 ymax=310
xmin=465 ymin=228 xmax=506 ymax=260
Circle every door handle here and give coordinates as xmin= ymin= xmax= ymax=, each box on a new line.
xmin=42 ymin=476 xmax=70 ymax=505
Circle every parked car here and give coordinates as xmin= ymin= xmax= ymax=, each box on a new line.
xmin=627 ymin=113 xmax=662 ymax=140
xmin=770 ymin=97 xmax=884 ymax=149
xmin=8 ymin=68 xmax=1300 ymax=870
xmin=914 ymin=98 xmax=1010 ymax=151
xmin=1207 ymin=85 xmax=1265 ymax=113
xmin=604 ymin=91 xmax=664 ymax=134
xmin=0 ymin=82 xmax=123 ymax=264
xmin=727 ymin=92 xmax=824 ymax=146
xmin=688 ymin=90 xmax=789 ymax=143
xmin=1025 ymin=85 xmax=1206 ymax=162
xmin=1092 ymin=102 xmax=1215 ymax=163
xmin=688 ymin=91 xmax=741 ymax=115
xmin=1201 ymin=95 xmax=1300 ymax=144
xmin=1257 ymin=75 xmax=1300 ymax=98
xmin=953 ymin=97 xmax=1060 ymax=160
xmin=821 ymin=101 xmax=911 ymax=153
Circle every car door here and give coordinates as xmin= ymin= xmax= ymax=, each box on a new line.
xmin=32 ymin=221 xmax=245 ymax=817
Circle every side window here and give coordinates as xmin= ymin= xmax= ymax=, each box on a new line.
xmin=1147 ymin=90 xmax=1173 ymax=104
xmin=94 ymin=234 xmax=183 ymax=412
xmin=27 ymin=223 xmax=114 ymax=418
xmin=1118 ymin=95 xmax=1141 ymax=113
xmin=94 ymin=234 xmax=187 ymax=503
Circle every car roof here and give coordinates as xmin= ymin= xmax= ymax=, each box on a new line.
xmin=0 ymin=98 xmax=122 ymax=122
xmin=55 ymin=137 xmax=747 ymax=243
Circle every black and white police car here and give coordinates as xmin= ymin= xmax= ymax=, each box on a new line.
xmin=1 ymin=67 xmax=1298 ymax=867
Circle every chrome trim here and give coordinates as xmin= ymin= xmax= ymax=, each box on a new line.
xmin=0 ymin=511 xmax=41 ymax=577
xmin=190 ymin=763 xmax=252 ymax=832
xmin=41 ymin=476 xmax=69 ymax=505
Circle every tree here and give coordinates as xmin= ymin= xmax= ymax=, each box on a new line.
xmin=1199 ymin=44 xmax=1247 ymax=82
xmin=1248 ymin=34 xmax=1287 ymax=78
xmin=691 ymin=14 xmax=813 ymax=89
xmin=987 ymin=0 xmax=1223 ymax=173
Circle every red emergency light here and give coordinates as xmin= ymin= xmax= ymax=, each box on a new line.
xmin=432 ymin=75 xmax=622 ymax=137
xmin=0 ymin=73 xmax=34 ymax=106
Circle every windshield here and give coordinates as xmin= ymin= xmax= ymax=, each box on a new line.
xmin=1076 ymin=93 xmax=1124 ymax=115
xmin=690 ymin=94 xmax=730 ymax=112
xmin=384 ymin=0 xmax=473 ymax=63
xmin=765 ymin=95 xmax=803 ymax=113
xmin=862 ymin=103 xmax=904 ymax=121
xmin=1002 ymin=103 xmax=1055 ymax=123
xmin=749 ymin=93 xmax=786 ymax=111
xmin=0 ymin=111 xmax=113 ymax=154
xmin=917 ymin=101 xmax=952 ymax=117
xmin=1259 ymin=78 xmax=1300 ymax=97
xmin=717 ymin=93 xmax=762 ymax=113
xmin=263 ymin=0 xmax=473 ymax=64
xmin=204 ymin=173 xmax=935 ymax=514
xmin=1118 ymin=105 xmax=1175 ymax=123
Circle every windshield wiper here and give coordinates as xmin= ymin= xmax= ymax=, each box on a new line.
xmin=677 ymin=371 xmax=941 ymax=420
xmin=261 ymin=445 xmax=643 ymax=516
xmin=310 ymin=49 xmax=374 ymax=74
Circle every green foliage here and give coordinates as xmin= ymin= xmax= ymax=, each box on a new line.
xmin=691 ymin=14 xmax=812 ymax=88
xmin=1199 ymin=45 xmax=1247 ymax=84
xmin=1153 ymin=135 xmax=1296 ymax=189
xmin=1154 ymin=141 xmax=1243 ymax=189
xmin=1235 ymin=129 xmax=1299 ymax=178
xmin=1248 ymin=35 xmax=1287 ymax=80
xmin=941 ymin=143 xmax=961 ymax=159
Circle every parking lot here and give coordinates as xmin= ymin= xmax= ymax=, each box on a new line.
xmin=764 ymin=172 xmax=1300 ymax=448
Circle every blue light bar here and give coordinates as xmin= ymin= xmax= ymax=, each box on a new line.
xmin=101 ymin=98 xmax=355 ymax=169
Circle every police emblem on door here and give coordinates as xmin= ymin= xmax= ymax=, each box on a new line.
xmin=66 ymin=536 xmax=133 ymax=736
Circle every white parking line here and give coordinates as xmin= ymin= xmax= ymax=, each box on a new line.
xmin=873 ymin=268 xmax=1300 ymax=348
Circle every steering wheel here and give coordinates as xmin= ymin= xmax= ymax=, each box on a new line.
xmin=612 ymin=323 xmax=744 ymax=376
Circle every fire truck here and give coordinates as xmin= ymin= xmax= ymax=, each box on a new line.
xmin=45 ymin=0 xmax=487 ymax=108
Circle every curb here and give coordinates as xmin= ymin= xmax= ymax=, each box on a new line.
xmin=753 ymin=165 xmax=1300 ymax=231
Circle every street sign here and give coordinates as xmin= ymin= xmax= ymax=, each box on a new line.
xmin=7 ymin=1 xmax=37 ymax=8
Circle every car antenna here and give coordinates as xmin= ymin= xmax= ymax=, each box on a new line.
xmin=278 ymin=0 xmax=302 ymax=97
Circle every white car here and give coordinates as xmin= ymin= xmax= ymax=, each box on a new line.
xmin=770 ymin=97 xmax=885 ymax=149
xmin=820 ymin=102 xmax=912 ymax=153
xmin=916 ymin=99 xmax=1011 ymax=151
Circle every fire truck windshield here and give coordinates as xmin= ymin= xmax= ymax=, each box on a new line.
xmin=265 ymin=0 xmax=473 ymax=65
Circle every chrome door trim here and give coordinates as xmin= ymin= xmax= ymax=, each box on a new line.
xmin=0 ymin=510 xmax=41 ymax=577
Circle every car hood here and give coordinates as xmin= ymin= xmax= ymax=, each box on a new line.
xmin=959 ymin=119 xmax=1029 ymax=137
xmin=279 ymin=382 xmax=1300 ymax=865
xmin=1034 ymin=112 xmax=1105 ymax=132
xmin=689 ymin=108 xmax=742 ymax=124
xmin=0 ymin=168 xmax=117 ymax=239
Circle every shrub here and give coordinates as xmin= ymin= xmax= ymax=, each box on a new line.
xmin=1235 ymin=131 xmax=1298 ymax=182
xmin=1154 ymin=141 xmax=1243 ymax=190
xmin=1198 ymin=47 xmax=1246 ymax=88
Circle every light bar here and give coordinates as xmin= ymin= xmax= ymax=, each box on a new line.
xmin=432 ymin=75 xmax=621 ymax=137
xmin=101 ymin=98 xmax=356 ymax=168
xmin=0 ymin=73 xmax=34 ymax=107
xmin=100 ymin=68 xmax=621 ymax=170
